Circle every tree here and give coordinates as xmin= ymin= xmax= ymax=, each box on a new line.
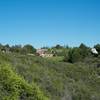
xmin=64 ymin=48 xmax=83 ymax=63
xmin=4 ymin=44 xmax=10 ymax=48
xmin=54 ymin=44 xmax=63 ymax=49
xmin=41 ymin=46 xmax=49 ymax=49
xmin=10 ymin=45 xmax=22 ymax=53
xmin=23 ymin=44 xmax=36 ymax=54
xmin=0 ymin=44 xmax=4 ymax=50
xmin=79 ymin=43 xmax=89 ymax=58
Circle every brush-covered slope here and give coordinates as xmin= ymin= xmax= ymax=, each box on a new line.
xmin=0 ymin=61 xmax=49 ymax=99
xmin=0 ymin=52 xmax=100 ymax=100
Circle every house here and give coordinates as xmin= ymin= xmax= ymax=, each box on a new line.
xmin=91 ymin=48 xmax=98 ymax=54
xmin=36 ymin=49 xmax=47 ymax=56
xmin=36 ymin=49 xmax=53 ymax=57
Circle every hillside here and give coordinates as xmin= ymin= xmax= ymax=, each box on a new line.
xmin=0 ymin=51 xmax=100 ymax=100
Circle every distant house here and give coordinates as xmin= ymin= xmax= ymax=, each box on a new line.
xmin=91 ymin=48 xmax=98 ymax=55
xmin=36 ymin=49 xmax=47 ymax=56
xmin=36 ymin=49 xmax=53 ymax=57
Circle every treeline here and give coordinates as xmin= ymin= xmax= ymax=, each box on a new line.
xmin=47 ymin=43 xmax=100 ymax=63
xmin=0 ymin=44 xmax=36 ymax=54
xmin=63 ymin=43 xmax=100 ymax=63
xmin=43 ymin=43 xmax=100 ymax=63
xmin=52 ymin=43 xmax=100 ymax=63
xmin=63 ymin=43 xmax=90 ymax=63
xmin=0 ymin=43 xmax=100 ymax=63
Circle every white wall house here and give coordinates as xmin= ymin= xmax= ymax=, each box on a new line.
xmin=91 ymin=48 xmax=98 ymax=54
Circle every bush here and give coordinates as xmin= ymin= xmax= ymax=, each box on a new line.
xmin=64 ymin=48 xmax=82 ymax=63
xmin=23 ymin=44 xmax=36 ymax=54
xmin=0 ymin=63 xmax=49 ymax=100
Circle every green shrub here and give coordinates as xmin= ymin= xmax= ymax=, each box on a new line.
xmin=0 ymin=63 xmax=49 ymax=100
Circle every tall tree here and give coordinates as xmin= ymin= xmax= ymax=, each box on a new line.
xmin=79 ymin=43 xmax=89 ymax=58
xmin=23 ymin=44 xmax=36 ymax=54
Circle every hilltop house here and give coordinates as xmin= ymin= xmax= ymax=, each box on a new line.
xmin=91 ymin=48 xmax=98 ymax=54
xmin=36 ymin=49 xmax=53 ymax=57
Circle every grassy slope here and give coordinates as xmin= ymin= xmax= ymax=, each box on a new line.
xmin=0 ymin=52 xmax=100 ymax=100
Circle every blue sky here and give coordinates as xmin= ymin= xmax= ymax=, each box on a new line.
xmin=0 ymin=0 xmax=100 ymax=48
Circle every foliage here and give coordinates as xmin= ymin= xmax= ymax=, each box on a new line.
xmin=79 ymin=43 xmax=90 ymax=58
xmin=10 ymin=45 xmax=22 ymax=53
xmin=0 ymin=43 xmax=100 ymax=100
xmin=64 ymin=44 xmax=90 ymax=63
xmin=64 ymin=48 xmax=82 ymax=63
xmin=0 ymin=63 xmax=49 ymax=100
xmin=53 ymin=44 xmax=63 ymax=49
xmin=0 ymin=44 xmax=36 ymax=54
xmin=23 ymin=44 xmax=36 ymax=54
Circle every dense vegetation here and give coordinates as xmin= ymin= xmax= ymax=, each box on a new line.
xmin=0 ymin=43 xmax=100 ymax=100
xmin=0 ymin=62 xmax=49 ymax=100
